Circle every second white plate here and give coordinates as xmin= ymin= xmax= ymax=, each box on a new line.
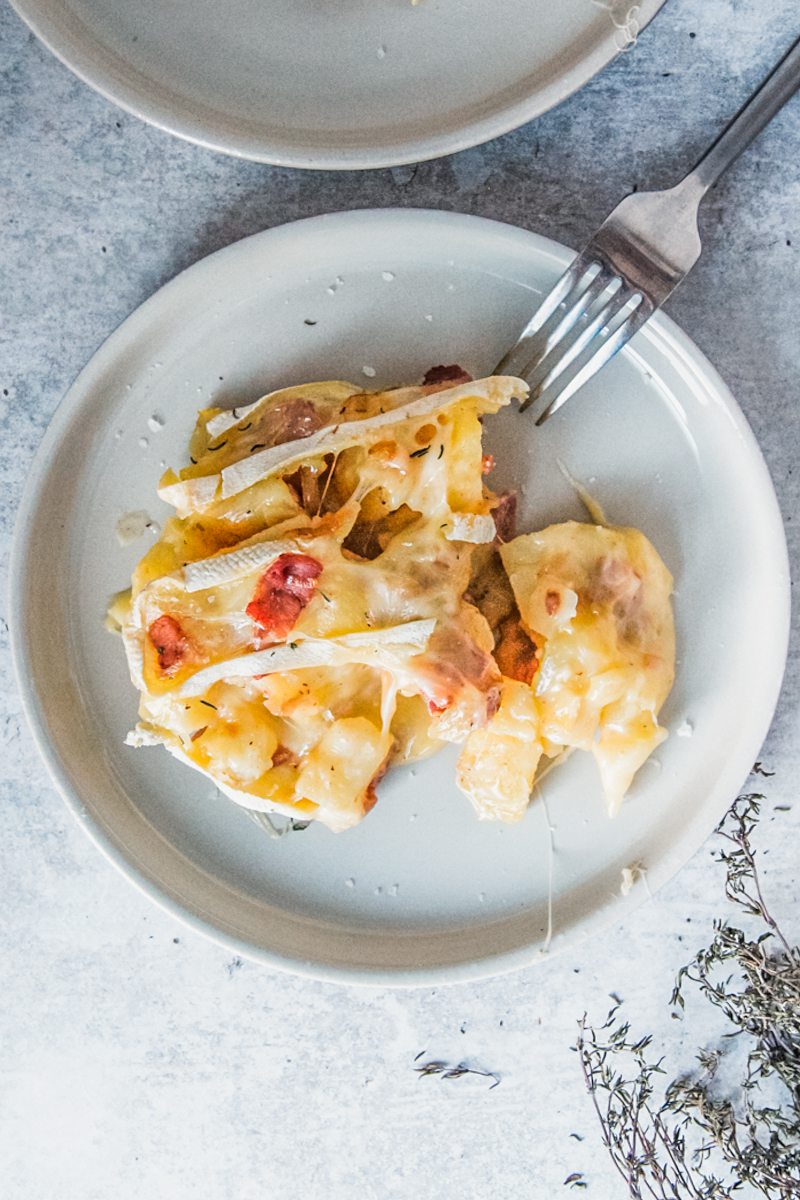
xmin=11 ymin=209 xmax=789 ymax=983
xmin=11 ymin=0 xmax=666 ymax=167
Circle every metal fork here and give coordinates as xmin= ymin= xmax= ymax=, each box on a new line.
xmin=497 ymin=32 xmax=800 ymax=424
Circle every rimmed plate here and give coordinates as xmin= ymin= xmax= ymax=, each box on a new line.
xmin=11 ymin=209 xmax=789 ymax=984
xmin=10 ymin=0 xmax=666 ymax=169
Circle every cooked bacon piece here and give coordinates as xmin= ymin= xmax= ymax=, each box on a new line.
xmin=421 ymin=364 xmax=473 ymax=390
xmin=263 ymin=397 xmax=325 ymax=446
xmin=246 ymin=553 xmax=323 ymax=640
xmin=148 ymin=615 xmax=191 ymax=674
xmin=364 ymin=757 xmax=390 ymax=814
xmin=491 ymin=491 xmax=517 ymax=543
xmin=481 ymin=453 xmax=495 ymax=475
xmin=493 ymin=614 xmax=538 ymax=685
xmin=414 ymin=623 xmax=501 ymax=723
xmin=590 ymin=556 xmax=643 ymax=607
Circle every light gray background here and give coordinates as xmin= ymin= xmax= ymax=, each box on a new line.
xmin=2 ymin=1 xmax=798 ymax=1197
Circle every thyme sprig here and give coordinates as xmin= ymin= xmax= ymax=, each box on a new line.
xmin=414 ymin=1055 xmax=501 ymax=1089
xmin=578 ymin=794 xmax=800 ymax=1199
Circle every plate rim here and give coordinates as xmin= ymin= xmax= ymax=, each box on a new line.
xmin=9 ymin=0 xmax=668 ymax=169
xmin=10 ymin=208 xmax=791 ymax=985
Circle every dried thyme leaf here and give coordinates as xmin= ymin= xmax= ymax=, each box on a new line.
xmin=414 ymin=1058 xmax=500 ymax=1089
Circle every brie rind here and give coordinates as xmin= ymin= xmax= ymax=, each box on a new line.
xmin=121 ymin=627 xmax=146 ymax=691
xmin=125 ymin=724 xmax=162 ymax=748
xmin=182 ymin=536 xmax=308 ymax=592
xmin=204 ymin=380 xmax=363 ymax=440
xmin=129 ymin=726 xmax=304 ymax=820
xmin=159 ymin=377 xmax=527 ymax=513
xmin=178 ymin=619 xmax=437 ymax=697
xmin=171 ymin=473 xmax=219 ymax=510
xmin=444 ymin=513 xmax=497 ymax=544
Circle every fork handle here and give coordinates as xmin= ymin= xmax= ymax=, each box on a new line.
xmin=684 ymin=32 xmax=800 ymax=195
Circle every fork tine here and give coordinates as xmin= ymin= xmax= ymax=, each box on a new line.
xmin=495 ymin=252 xmax=598 ymax=378
xmin=510 ymin=265 xmax=616 ymax=386
xmin=519 ymin=281 xmax=632 ymax=408
xmin=534 ymin=299 xmax=652 ymax=425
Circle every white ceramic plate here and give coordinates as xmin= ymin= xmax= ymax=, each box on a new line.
xmin=12 ymin=210 xmax=789 ymax=984
xmin=10 ymin=0 xmax=666 ymax=168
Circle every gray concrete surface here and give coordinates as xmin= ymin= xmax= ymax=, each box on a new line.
xmin=1 ymin=1 xmax=799 ymax=1196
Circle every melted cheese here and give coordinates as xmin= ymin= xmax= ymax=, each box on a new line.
xmin=118 ymin=374 xmax=527 ymax=831
xmin=497 ymin=521 xmax=674 ymax=815
xmin=159 ymin=376 xmax=520 ymax=515
xmin=115 ymin=371 xmax=675 ymax=832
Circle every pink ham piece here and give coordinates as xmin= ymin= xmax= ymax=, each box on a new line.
xmin=493 ymin=615 xmax=539 ymax=685
xmin=262 ymin=397 xmax=325 ymax=446
xmin=491 ymin=492 xmax=517 ymax=543
xmin=246 ymin=553 xmax=323 ymax=641
xmin=411 ymin=622 xmax=501 ymax=731
xmin=148 ymin=615 xmax=191 ymax=674
xmin=421 ymin=364 xmax=473 ymax=391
